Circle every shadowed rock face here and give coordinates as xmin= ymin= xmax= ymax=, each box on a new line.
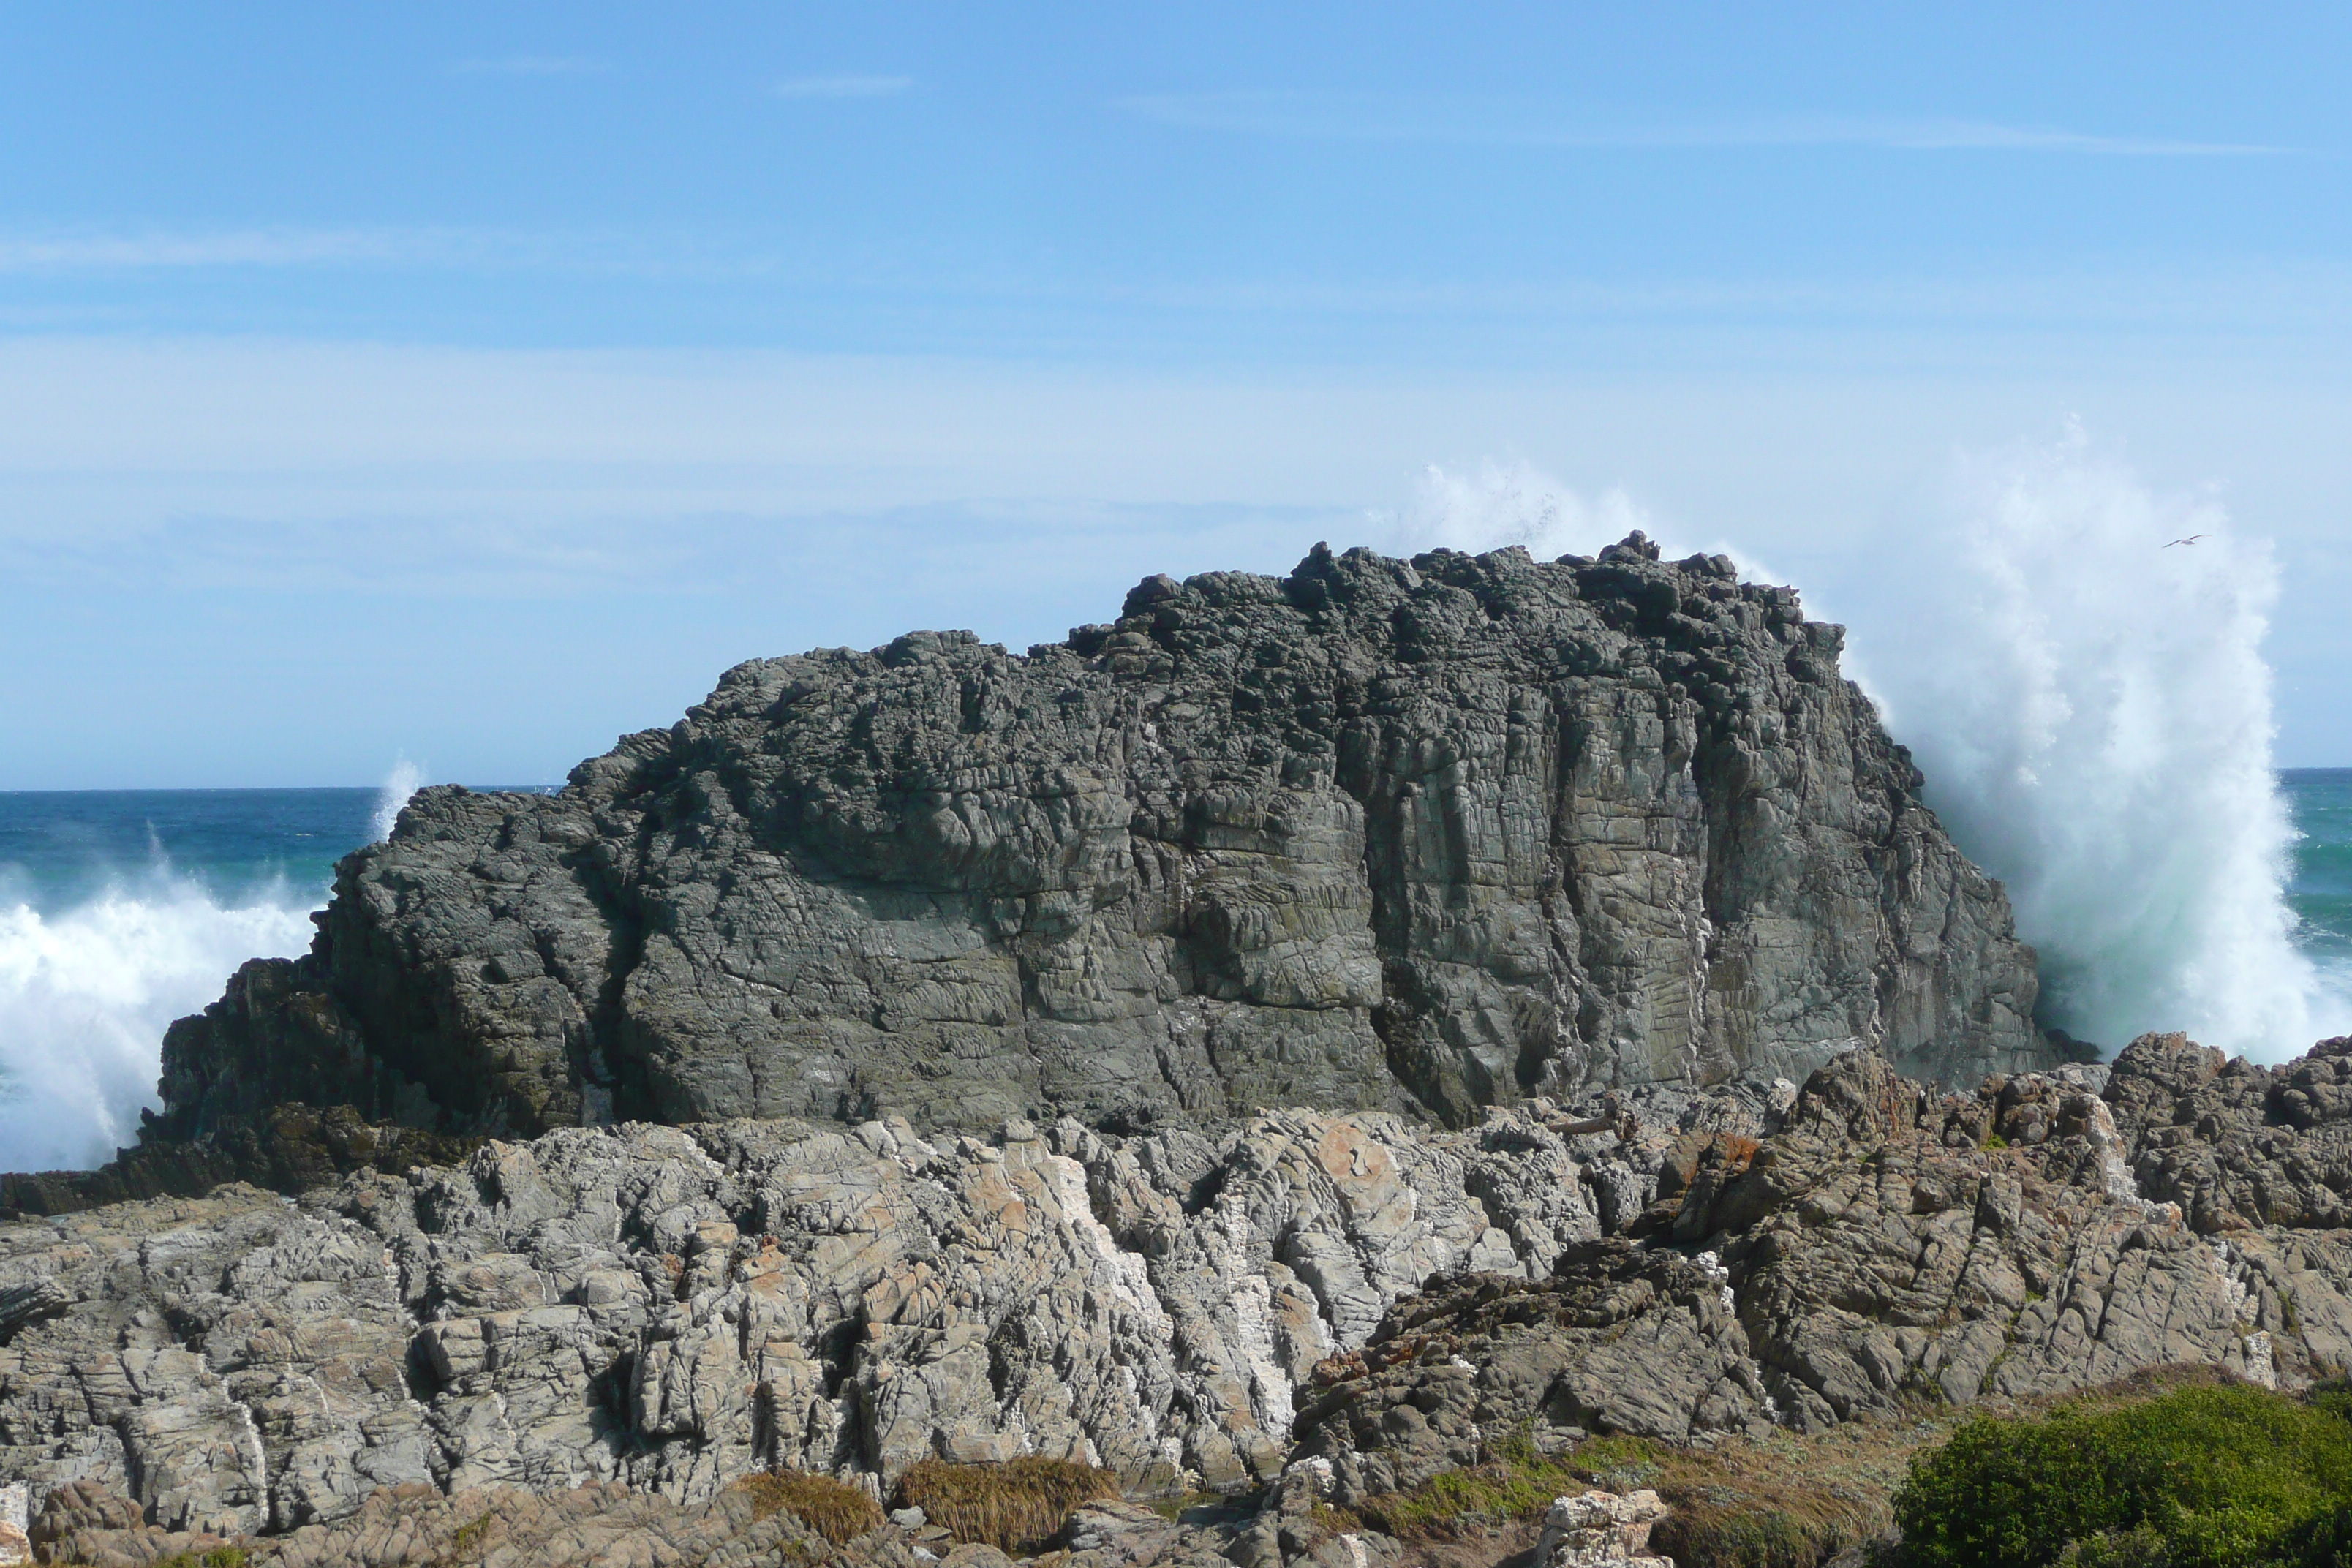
xmin=154 ymin=535 xmax=2048 ymax=1144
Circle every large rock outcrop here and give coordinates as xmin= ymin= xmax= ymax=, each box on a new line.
xmin=152 ymin=536 xmax=2047 ymax=1146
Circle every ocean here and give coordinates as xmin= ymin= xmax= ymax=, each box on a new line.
xmin=0 ymin=780 xmax=546 ymax=1172
xmin=2288 ymin=769 xmax=2352 ymax=1003
xmin=0 ymin=772 xmax=2347 ymax=1174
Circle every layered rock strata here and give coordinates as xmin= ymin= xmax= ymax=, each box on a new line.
xmin=5 ymin=1033 xmax=2348 ymax=1556
xmin=153 ymin=535 xmax=2048 ymax=1149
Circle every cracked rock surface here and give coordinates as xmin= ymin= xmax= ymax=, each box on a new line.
xmin=9 ymin=1036 xmax=2352 ymax=1556
xmin=153 ymin=537 xmax=2048 ymax=1149
xmin=0 ymin=1099 xmax=1629 ymax=1535
xmin=1284 ymin=1040 xmax=2351 ymax=1504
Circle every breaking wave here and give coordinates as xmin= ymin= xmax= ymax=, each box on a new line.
xmin=1849 ymin=428 xmax=2350 ymax=1060
xmin=0 ymin=870 xmax=314 ymax=1171
xmin=1394 ymin=434 xmax=2352 ymax=1061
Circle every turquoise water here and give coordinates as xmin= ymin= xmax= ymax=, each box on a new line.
xmin=2284 ymin=769 xmax=2352 ymax=1000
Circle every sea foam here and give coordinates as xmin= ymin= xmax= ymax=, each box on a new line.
xmin=0 ymin=754 xmax=421 ymax=1172
xmin=372 ymin=755 xmax=424 ymax=843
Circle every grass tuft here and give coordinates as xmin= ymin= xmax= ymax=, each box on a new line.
xmin=736 ymin=1469 xmax=887 ymax=1545
xmin=1348 ymin=1428 xmax=1586 ymax=1540
xmin=897 ymin=1455 xmax=1123 ymax=1553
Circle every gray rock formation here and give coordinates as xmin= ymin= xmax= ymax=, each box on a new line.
xmin=1535 ymin=1489 xmax=1673 ymax=1568
xmin=0 ymin=1101 xmax=1624 ymax=1533
xmin=1289 ymin=1039 xmax=2344 ymax=1506
xmin=9 ymin=1035 xmax=2351 ymax=1554
xmin=29 ymin=1469 xmax=1260 ymax=1568
xmin=154 ymin=535 xmax=2048 ymax=1149
xmin=31 ymin=1471 xmax=877 ymax=1568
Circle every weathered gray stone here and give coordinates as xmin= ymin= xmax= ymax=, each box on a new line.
xmin=1287 ymin=1043 xmax=2352 ymax=1496
xmin=153 ymin=538 xmax=2051 ymax=1150
xmin=1290 ymin=1242 xmax=1768 ymax=1504
xmin=0 ymin=1097 xmax=1638 ymax=1533
xmin=12 ymin=1035 xmax=2351 ymax=1561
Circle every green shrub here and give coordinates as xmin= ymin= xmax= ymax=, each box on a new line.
xmin=1895 ymin=1384 xmax=2352 ymax=1568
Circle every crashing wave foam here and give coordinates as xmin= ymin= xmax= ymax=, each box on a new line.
xmin=0 ymin=872 xmax=315 ymax=1172
xmin=1852 ymin=427 xmax=2350 ymax=1060
xmin=1391 ymin=434 xmax=2352 ymax=1062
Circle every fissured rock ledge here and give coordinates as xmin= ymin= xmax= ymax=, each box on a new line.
xmin=3 ymin=1032 xmax=2347 ymax=1559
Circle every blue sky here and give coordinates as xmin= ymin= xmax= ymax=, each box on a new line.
xmin=3 ymin=2 xmax=2349 ymax=785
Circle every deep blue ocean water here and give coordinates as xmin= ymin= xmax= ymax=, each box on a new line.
xmin=0 ymin=774 xmax=2344 ymax=1171
xmin=0 ymin=783 xmax=546 ymax=1170
xmin=0 ymin=788 xmax=380 ymax=916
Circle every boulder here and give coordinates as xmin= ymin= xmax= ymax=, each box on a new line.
xmin=1535 ymin=1490 xmax=1674 ymax=1568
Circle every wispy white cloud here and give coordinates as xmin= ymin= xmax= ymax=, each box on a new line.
xmin=448 ymin=56 xmax=608 ymax=77
xmin=12 ymin=225 xmax=2352 ymax=344
xmin=1116 ymin=91 xmax=2290 ymax=157
xmin=772 ymin=73 xmax=913 ymax=99
xmin=0 ymin=229 xmax=465 ymax=270
xmin=0 ymin=226 xmax=760 ymax=277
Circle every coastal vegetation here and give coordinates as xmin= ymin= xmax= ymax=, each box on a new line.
xmin=896 ymin=1456 xmax=1123 ymax=1553
xmin=1896 ymin=1382 xmax=2352 ymax=1568
xmin=736 ymin=1470 xmax=886 ymax=1545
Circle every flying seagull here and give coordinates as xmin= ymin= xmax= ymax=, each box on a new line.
xmin=2164 ymin=535 xmax=2205 ymax=547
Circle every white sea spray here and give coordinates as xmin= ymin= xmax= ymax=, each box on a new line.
xmin=1384 ymin=459 xmax=1654 ymax=559
xmin=1392 ymin=434 xmax=2351 ymax=1061
xmin=370 ymin=755 xmax=425 ymax=843
xmin=1852 ymin=426 xmax=2351 ymax=1060
xmin=0 ymin=869 xmax=314 ymax=1170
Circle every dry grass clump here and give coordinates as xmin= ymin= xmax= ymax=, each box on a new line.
xmin=736 ymin=1469 xmax=886 ymax=1544
xmin=1338 ymin=1434 xmax=1588 ymax=1540
xmin=1643 ymin=1425 xmax=1918 ymax=1568
xmin=897 ymin=1455 xmax=1123 ymax=1552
